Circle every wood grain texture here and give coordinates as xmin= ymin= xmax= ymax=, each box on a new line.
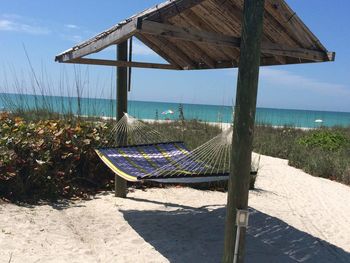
xmin=223 ymin=0 xmax=265 ymax=262
xmin=68 ymin=58 xmax=179 ymax=70
xmin=115 ymin=42 xmax=128 ymax=198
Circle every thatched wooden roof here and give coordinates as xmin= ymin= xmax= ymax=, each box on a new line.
xmin=55 ymin=0 xmax=335 ymax=70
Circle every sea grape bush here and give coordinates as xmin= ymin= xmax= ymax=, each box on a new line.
xmin=0 ymin=112 xmax=114 ymax=201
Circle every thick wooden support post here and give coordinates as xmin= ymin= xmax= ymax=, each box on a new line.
xmin=115 ymin=41 xmax=128 ymax=198
xmin=222 ymin=0 xmax=265 ymax=262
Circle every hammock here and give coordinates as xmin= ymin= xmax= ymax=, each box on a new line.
xmin=96 ymin=114 xmax=259 ymax=184
xmin=96 ymin=142 xmax=230 ymax=183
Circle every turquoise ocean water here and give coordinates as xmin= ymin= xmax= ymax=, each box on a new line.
xmin=1 ymin=93 xmax=349 ymax=128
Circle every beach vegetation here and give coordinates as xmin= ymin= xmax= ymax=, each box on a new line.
xmin=0 ymin=112 xmax=114 ymax=202
xmin=253 ymin=126 xmax=350 ymax=185
xmin=1 ymin=109 xmax=349 ymax=202
xmin=297 ymin=130 xmax=349 ymax=151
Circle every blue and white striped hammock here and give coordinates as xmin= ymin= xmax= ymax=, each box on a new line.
xmin=96 ymin=114 xmax=258 ymax=184
xmin=95 ymin=142 xmax=230 ymax=184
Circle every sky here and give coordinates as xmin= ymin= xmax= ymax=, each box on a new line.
xmin=0 ymin=0 xmax=349 ymax=112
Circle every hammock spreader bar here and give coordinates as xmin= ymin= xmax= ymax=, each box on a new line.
xmin=95 ymin=142 xmax=232 ymax=184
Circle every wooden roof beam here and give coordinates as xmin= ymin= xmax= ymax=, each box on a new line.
xmin=65 ymin=58 xmax=179 ymax=70
xmin=146 ymin=35 xmax=198 ymax=69
xmin=262 ymin=43 xmax=335 ymax=62
xmin=135 ymin=33 xmax=182 ymax=69
xmin=55 ymin=19 xmax=140 ymax=62
xmin=139 ymin=20 xmax=335 ymax=62
xmin=140 ymin=20 xmax=241 ymax=49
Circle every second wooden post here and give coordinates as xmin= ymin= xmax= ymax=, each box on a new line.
xmin=115 ymin=40 xmax=128 ymax=198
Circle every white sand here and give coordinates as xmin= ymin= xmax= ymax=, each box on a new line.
xmin=1 ymin=155 xmax=350 ymax=263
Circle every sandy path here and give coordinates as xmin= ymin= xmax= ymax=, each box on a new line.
xmin=0 ymin=155 xmax=350 ymax=262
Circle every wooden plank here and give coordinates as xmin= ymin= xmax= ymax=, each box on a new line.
xmin=115 ymin=41 xmax=128 ymax=198
xmin=169 ymin=15 xmax=218 ymax=68
xmin=205 ymin=56 xmax=332 ymax=69
xmin=264 ymin=0 xmax=305 ymax=47
xmin=188 ymin=2 xmax=242 ymax=61
xmin=143 ymin=0 xmax=206 ymax=22
xmin=262 ymin=43 xmax=335 ymax=62
xmin=137 ymin=34 xmax=190 ymax=68
xmin=195 ymin=2 xmax=238 ymax=36
xmin=265 ymin=0 xmax=326 ymax=50
xmin=210 ymin=0 xmax=307 ymax=50
xmin=55 ymin=19 xmax=139 ymax=62
xmin=222 ymin=0 xmax=266 ymax=262
xmin=135 ymin=33 xmax=182 ymax=69
xmin=208 ymin=0 xmax=242 ymax=32
xmin=63 ymin=49 xmax=333 ymax=71
xmin=66 ymin=58 xmax=179 ymax=70
xmin=140 ymin=20 xmax=333 ymax=62
xmin=272 ymin=55 xmax=287 ymax=65
xmin=174 ymin=40 xmax=217 ymax=69
xmin=191 ymin=3 xmax=244 ymax=61
xmin=146 ymin=34 xmax=197 ymax=69
xmin=140 ymin=20 xmax=241 ymax=48
xmin=173 ymin=11 xmax=233 ymax=61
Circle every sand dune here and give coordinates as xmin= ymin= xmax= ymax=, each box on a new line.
xmin=1 ymin=155 xmax=350 ymax=263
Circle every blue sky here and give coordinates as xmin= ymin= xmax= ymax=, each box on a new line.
xmin=0 ymin=0 xmax=349 ymax=112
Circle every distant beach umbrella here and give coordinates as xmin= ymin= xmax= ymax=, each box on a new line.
xmin=161 ymin=110 xmax=174 ymax=115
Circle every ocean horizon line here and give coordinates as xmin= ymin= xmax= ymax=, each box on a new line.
xmin=1 ymin=92 xmax=349 ymax=114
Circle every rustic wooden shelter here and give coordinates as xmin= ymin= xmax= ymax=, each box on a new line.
xmin=55 ymin=0 xmax=334 ymax=262
xmin=55 ymin=0 xmax=334 ymax=68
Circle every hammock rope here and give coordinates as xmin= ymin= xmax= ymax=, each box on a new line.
xmin=97 ymin=113 xmax=260 ymax=183
xmin=102 ymin=113 xmax=173 ymax=147
xmin=142 ymin=127 xmax=233 ymax=180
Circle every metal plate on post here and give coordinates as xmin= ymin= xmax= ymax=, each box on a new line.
xmin=236 ymin=209 xmax=249 ymax=227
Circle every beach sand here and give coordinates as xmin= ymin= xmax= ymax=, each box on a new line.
xmin=1 ymin=154 xmax=350 ymax=263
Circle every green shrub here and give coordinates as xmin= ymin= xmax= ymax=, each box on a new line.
xmin=298 ymin=130 xmax=349 ymax=151
xmin=254 ymin=126 xmax=350 ymax=185
xmin=0 ymin=112 xmax=114 ymax=202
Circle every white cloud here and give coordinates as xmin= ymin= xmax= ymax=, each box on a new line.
xmin=260 ymin=68 xmax=350 ymax=96
xmin=0 ymin=20 xmax=12 ymax=30
xmin=65 ymin=24 xmax=79 ymax=29
xmin=1 ymin=14 xmax=22 ymax=20
xmin=0 ymin=18 xmax=50 ymax=35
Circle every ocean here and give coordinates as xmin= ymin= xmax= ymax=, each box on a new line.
xmin=0 ymin=93 xmax=349 ymax=128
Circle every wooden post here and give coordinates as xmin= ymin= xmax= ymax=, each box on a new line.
xmin=222 ymin=0 xmax=265 ymax=262
xmin=115 ymin=41 xmax=128 ymax=198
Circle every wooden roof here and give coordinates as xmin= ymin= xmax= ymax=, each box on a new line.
xmin=55 ymin=0 xmax=335 ymax=70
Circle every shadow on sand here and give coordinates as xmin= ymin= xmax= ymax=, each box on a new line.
xmin=121 ymin=198 xmax=350 ymax=263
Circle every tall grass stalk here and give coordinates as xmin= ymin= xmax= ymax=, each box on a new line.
xmin=0 ymin=53 xmax=117 ymax=121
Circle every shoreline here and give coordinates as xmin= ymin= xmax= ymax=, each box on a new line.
xmin=142 ymin=118 xmax=314 ymax=130
xmin=0 ymin=111 xmax=342 ymax=130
